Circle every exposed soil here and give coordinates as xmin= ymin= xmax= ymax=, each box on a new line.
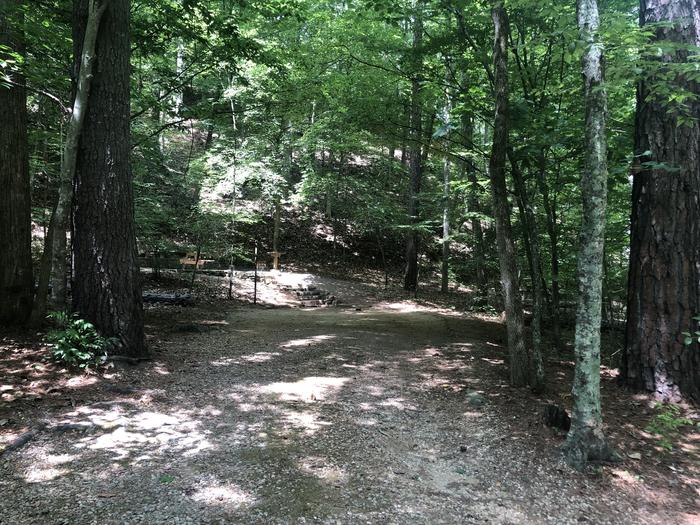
xmin=0 ymin=274 xmax=698 ymax=524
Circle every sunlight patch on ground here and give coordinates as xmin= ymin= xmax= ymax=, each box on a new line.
xmin=374 ymin=301 xmax=425 ymax=313
xmin=282 ymin=410 xmax=331 ymax=434
xmin=240 ymin=351 xmax=282 ymax=363
xmin=66 ymin=407 xmax=212 ymax=460
xmin=45 ymin=453 xmax=79 ymax=465
xmin=153 ymin=364 xmax=170 ymax=375
xmin=258 ymin=376 xmax=349 ymax=402
xmin=66 ymin=375 xmax=99 ymax=387
xmin=379 ymin=397 xmax=417 ymax=411
xmin=210 ymin=357 xmax=238 ymax=367
xmin=280 ymin=334 xmax=336 ymax=348
xmin=24 ymin=465 xmax=69 ymax=483
xmin=191 ymin=482 xmax=254 ymax=508
xmin=364 ymin=385 xmax=385 ymax=397
xmin=299 ymin=456 xmax=347 ymax=484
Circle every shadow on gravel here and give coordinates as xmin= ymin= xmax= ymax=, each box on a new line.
xmin=1 ymin=302 xmax=698 ymax=524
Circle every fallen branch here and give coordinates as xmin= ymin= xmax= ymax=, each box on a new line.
xmin=0 ymin=423 xmax=47 ymax=457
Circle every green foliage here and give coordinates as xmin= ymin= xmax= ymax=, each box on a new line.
xmin=681 ymin=316 xmax=700 ymax=346
xmin=645 ymin=403 xmax=697 ymax=451
xmin=44 ymin=312 xmax=114 ymax=370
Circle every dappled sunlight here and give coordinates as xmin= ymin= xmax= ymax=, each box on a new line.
xmin=374 ymin=301 xmax=425 ymax=313
xmin=241 ymin=351 xmax=282 ymax=363
xmin=282 ymin=409 xmax=332 ymax=434
xmin=24 ymin=464 xmax=70 ymax=483
xmin=190 ymin=481 xmax=255 ymax=508
xmin=363 ymin=384 xmax=386 ymax=397
xmin=280 ymin=334 xmax=336 ymax=349
xmin=299 ymin=455 xmax=347 ymax=484
xmin=56 ymin=406 xmax=214 ymax=461
xmin=379 ymin=397 xmax=417 ymax=411
xmin=152 ymin=364 xmax=171 ymax=375
xmin=66 ymin=375 xmax=99 ymax=388
xmin=258 ymin=376 xmax=350 ymax=402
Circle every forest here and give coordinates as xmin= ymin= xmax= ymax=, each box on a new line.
xmin=0 ymin=0 xmax=699 ymax=523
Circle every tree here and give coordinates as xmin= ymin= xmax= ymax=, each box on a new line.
xmin=71 ymin=0 xmax=146 ymax=357
xmin=404 ymin=1 xmax=424 ymax=293
xmin=563 ymin=0 xmax=616 ymax=470
xmin=622 ymin=0 xmax=700 ymax=402
xmin=29 ymin=0 xmax=108 ymax=323
xmin=0 ymin=0 xmax=33 ymax=325
xmin=488 ymin=2 xmax=529 ymax=387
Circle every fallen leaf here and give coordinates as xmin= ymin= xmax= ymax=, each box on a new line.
xmin=628 ymin=452 xmax=642 ymax=460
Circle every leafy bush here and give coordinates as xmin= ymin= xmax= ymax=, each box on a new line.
xmin=645 ymin=403 xmax=696 ymax=450
xmin=681 ymin=315 xmax=700 ymax=345
xmin=45 ymin=312 xmax=114 ymax=369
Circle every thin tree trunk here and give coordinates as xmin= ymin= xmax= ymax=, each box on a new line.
xmin=273 ymin=197 xmax=281 ymax=253
xmin=535 ymin=151 xmax=562 ymax=351
xmin=189 ymin=244 xmax=201 ymax=290
xmin=404 ymin=2 xmax=423 ymax=293
xmin=564 ymin=0 xmax=616 ymax=470
xmin=509 ymin=150 xmax=545 ymax=392
xmin=489 ymin=3 xmax=529 ymax=387
xmin=622 ymin=0 xmax=700 ymax=402
xmin=50 ymin=0 xmax=108 ymax=309
xmin=376 ymin=229 xmax=389 ymax=289
xmin=441 ymin=155 xmax=451 ymax=293
xmin=462 ymin=115 xmax=486 ymax=293
xmin=72 ymin=0 xmax=146 ymax=357
xmin=29 ymin=209 xmax=56 ymax=326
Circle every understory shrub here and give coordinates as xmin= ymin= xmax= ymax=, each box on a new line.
xmin=45 ymin=311 xmax=114 ymax=369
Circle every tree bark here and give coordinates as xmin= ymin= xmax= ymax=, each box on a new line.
xmin=535 ymin=151 xmax=562 ymax=351
xmin=273 ymin=197 xmax=281 ymax=253
xmin=489 ymin=3 xmax=529 ymax=387
xmin=50 ymin=0 xmax=108 ymax=309
xmin=564 ymin=0 xmax=616 ymax=470
xmin=509 ymin=149 xmax=545 ymax=392
xmin=441 ymin=155 xmax=451 ymax=294
xmin=404 ymin=2 xmax=423 ymax=293
xmin=622 ymin=0 xmax=700 ymax=402
xmin=72 ymin=0 xmax=146 ymax=356
xmin=0 ymin=0 xmax=33 ymax=325
xmin=462 ymin=115 xmax=486 ymax=293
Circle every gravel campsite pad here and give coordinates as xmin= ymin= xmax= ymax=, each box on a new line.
xmin=1 ymin=277 xmax=698 ymax=524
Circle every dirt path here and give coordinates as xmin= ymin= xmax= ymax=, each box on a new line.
xmin=0 ymin=293 xmax=697 ymax=524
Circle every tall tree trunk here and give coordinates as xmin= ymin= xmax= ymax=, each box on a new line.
xmin=622 ymin=0 xmax=700 ymax=402
xmin=0 ymin=0 xmax=33 ymax=325
xmin=564 ymin=0 xmax=616 ymax=470
xmin=467 ymin=166 xmax=486 ymax=292
xmin=441 ymin=155 xmax=451 ymax=293
xmin=72 ymin=0 xmax=146 ymax=356
xmin=535 ymin=150 xmax=562 ymax=351
xmin=29 ymin=213 xmax=56 ymax=326
xmin=462 ymin=115 xmax=486 ymax=293
xmin=489 ymin=3 xmax=529 ymax=387
xmin=273 ymin=197 xmax=281 ymax=253
xmin=440 ymin=89 xmax=452 ymax=294
xmin=404 ymin=3 xmax=423 ymax=293
xmin=50 ymin=0 xmax=108 ymax=309
xmin=509 ymin=150 xmax=545 ymax=392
